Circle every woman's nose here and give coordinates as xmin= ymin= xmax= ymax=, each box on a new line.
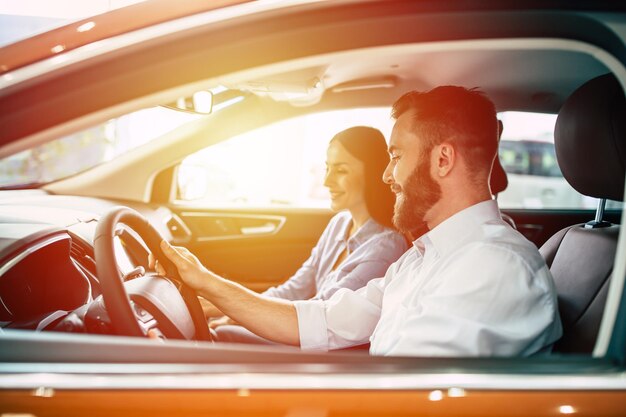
xmin=323 ymin=172 xmax=334 ymax=187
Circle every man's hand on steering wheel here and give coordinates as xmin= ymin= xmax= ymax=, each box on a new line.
xmin=94 ymin=206 xmax=212 ymax=341
xmin=149 ymin=241 xmax=211 ymax=292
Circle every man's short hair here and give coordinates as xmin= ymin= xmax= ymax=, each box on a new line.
xmin=391 ymin=86 xmax=499 ymax=176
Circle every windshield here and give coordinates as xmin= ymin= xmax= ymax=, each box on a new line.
xmin=0 ymin=106 xmax=199 ymax=188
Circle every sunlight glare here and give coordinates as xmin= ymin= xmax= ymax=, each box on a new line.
xmin=0 ymin=0 xmax=145 ymax=19
xmin=428 ymin=390 xmax=444 ymax=401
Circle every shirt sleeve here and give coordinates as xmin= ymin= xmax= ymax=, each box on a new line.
xmin=295 ymin=256 xmax=407 ymax=351
xmin=314 ymin=233 xmax=408 ymax=300
xmin=385 ymin=243 xmax=562 ymax=357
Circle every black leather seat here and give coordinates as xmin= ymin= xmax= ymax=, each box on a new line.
xmin=490 ymin=144 xmax=508 ymax=197
xmin=539 ymin=73 xmax=625 ymax=354
xmin=490 ymin=144 xmax=509 ymax=196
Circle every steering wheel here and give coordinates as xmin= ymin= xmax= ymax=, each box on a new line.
xmin=94 ymin=206 xmax=212 ymax=341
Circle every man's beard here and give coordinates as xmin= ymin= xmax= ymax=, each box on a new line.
xmin=392 ymin=156 xmax=442 ymax=237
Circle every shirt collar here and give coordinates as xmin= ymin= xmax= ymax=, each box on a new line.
xmin=413 ymin=199 xmax=502 ymax=258
xmin=335 ymin=215 xmax=385 ymax=249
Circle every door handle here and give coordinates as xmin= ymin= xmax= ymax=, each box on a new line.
xmin=240 ymin=222 xmax=278 ymax=235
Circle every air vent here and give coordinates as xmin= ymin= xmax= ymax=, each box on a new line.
xmin=70 ymin=239 xmax=96 ymax=275
xmin=69 ymin=240 xmax=85 ymax=259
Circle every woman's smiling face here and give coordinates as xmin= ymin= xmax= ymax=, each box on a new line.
xmin=324 ymin=140 xmax=367 ymax=214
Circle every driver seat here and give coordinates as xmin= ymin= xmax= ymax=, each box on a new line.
xmin=539 ymin=73 xmax=625 ymax=354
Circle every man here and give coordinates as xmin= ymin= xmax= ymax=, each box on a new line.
xmin=155 ymin=86 xmax=562 ymax=356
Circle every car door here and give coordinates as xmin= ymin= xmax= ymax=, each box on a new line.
xmin=169 ymin=206 xmax=333 ymax=292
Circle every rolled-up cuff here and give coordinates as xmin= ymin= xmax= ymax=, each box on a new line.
xmin=294 ymin=299 xmax=328 ymax=351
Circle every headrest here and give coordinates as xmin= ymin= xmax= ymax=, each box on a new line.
xmin=490 ymin=155 xmax=508 ymax=195
xmin=490 ymin=119 xmax=508 ymax=195
xmin=554 ymin=73 xmax=626 ymax=201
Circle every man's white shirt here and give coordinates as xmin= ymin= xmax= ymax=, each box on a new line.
xmin=295 ymin=199 xmax=563 ymax=356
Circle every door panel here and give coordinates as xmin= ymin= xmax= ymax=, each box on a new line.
xmin=168 ymin=207 xmax=333 ymax=292
xmin=181 ymin=212 xmax=286 ymax=241
xmin=168 ymin=207 xmax=623 ymax=290
xmin=502 ymin=209 xmax=622 ymax=248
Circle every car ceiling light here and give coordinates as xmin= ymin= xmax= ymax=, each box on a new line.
xmin=77 ymin=21 xmax=96 ymax=33
xmin=331 ymin=76 xmax=397 ymax=93
xmin=240 ymin=76 xmax=323 ymax=105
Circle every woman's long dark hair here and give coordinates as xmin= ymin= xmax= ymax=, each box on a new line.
xmin=329 ymin=126 xmax=396 ymax=229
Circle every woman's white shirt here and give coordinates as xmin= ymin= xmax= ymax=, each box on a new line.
xmin=262 ymin=211 xmax=408 ymax=301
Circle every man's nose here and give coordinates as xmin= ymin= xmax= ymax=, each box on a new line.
xmin=383 ymin=161 xmax=394 ymax=184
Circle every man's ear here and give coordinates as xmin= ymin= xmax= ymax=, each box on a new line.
xmin=433 ymin=142 xmax=455 ymax=177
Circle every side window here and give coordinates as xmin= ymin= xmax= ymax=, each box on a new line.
xmin=496 ymin=111 xmax=622 ymax=210
xmin=0 ymin=107 xmax=198 ymax=188
xmin=176 ymin=108 xmax=393 ymax=208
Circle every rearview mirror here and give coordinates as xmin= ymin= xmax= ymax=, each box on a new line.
xmin=162 ymin=91 xmax=213 ymax=115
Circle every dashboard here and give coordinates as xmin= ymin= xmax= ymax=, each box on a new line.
xmin=0 ymin=190 xmax=181 ymax=334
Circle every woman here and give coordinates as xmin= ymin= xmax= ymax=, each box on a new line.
xmin=210 ymin=126 xmax=408 ymax=342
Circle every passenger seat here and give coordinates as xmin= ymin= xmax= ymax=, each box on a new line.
xmin=539 ymin=73 xmax=625 ymax=354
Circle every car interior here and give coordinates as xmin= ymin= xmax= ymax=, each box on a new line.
xmin=0 ymin=4 xmax=625 ymax=374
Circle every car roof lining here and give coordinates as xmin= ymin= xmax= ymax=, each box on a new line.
xmin=41 ymin=37 xmax=616 ymax=202
xmin=2 ymin=7 xmax=626 ymax=153
xmin=6 ymin=37 xmax=614 ymax=164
